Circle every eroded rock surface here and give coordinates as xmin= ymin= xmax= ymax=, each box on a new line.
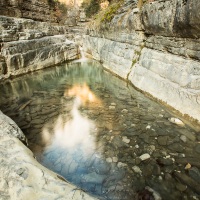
xmin=0 ymin=16 xmax=80 ymax=79
xmin=83 ymin=0 xmax=200 ymax=122
xmin=0 ymin=0 xmax=51 ymax=22
xmin=0 ymin=111 xmax=96 ymax=200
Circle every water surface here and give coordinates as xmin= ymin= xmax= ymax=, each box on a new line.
xmin=0 ymin=60 xmax=200 ymax=200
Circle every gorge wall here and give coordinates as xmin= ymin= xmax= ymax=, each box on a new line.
xmin=0 ymin=0 xmax=81 ymax=80
xmin=0 ymin=16 xmax=80 ymax=79
xmin=0 ymin=2 xmax=94 ymax=198
xmin=0 ymin=0 xmax=52 ymax=22
xmin=83 ymin=0 xmax=200 ymax=123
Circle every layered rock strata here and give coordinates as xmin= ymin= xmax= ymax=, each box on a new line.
xmin=0 ymin=16 xmax=79 ymax=79
xmin=0 ymin=0 xmax=51 ymax=22
xmin=0 ymin=110 xmax=96 ymax=200
xmin=83 ymin=0 xmax=200 ymax=122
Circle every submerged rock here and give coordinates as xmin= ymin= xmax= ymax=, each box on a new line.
xmin=0 ymin=111 xmax=96 ymax=200
xmin=189 ymin=167 xmax=200 ymax=184
xmin=173 ymin=171 xmax=200 ymax=195
xmin=132 ymin=166 xmax=142 ymax=174
xmin=168 ymin=118 xmax=184 ymax=126
xmin=139 ymin=153 xmax=150 ymax=161
xmin=157 ymin=158 xmax=174 ymax=166
xmin=122 ymin=136 xmax=130 ymax=144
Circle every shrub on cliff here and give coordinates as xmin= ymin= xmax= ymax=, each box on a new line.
xmin=87 ymin=0 xmax=123 ymax=28
xmin=82 ymin=0 xmax=101 ymax=18
xmin=99 ymin=1 xmax=122 ymax=23
xmin=48 ymin=0 xmax=68 ymax=23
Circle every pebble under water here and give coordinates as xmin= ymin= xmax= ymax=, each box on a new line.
xmin=0 ymin=60 xmax=200 ymax=200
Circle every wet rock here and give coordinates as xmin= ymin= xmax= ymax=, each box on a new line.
xmin=168 ymin=118 xmax=184 ymax=126
xmin=152 ymin=164 xmax=161 ymax=176
xmin=143 ymin=164 xmax=154 ymax=177
xmin=136 ymin=188 xmax=155 ymax=200
xmin=139 ymin=153 xmax=150 ymax=161
xmin=112 ymin=157 xmax=118 ymax=163
xmin=146 ymin=145 xmax=156 ymax=154
xmin=106 ymin=158 xmax=112 ymax=163
xmin=121 ymin=109 xmax=128 ymax=113
xmin=173 ymin=171 xmax=200 ymax=195
xmin=185 ymin=163 xmax=191 ymax=170
xmin=146 ymin=125 xmax=151 ymax=129
xmin=112 ymin=136 xmax=126 ymax=148
xmin=132 ymin=166 xmax=142 ymax=174
xmin=157 ymin=136 xmax=168 ymax=146
xmin=194 ymin=144 xmax=200 ymax=154
xmin=54 ymin=163 xmax=62 ymax=173
xmin=135 ymin=157 xmax=141 ymax=165
xmin=109 ymin=106 xmax=115 ymax=110
xmin=164 ymin=173 xmax=172 ymax=181
xmin=168 ymin=143 xmax=184 ymax=153
xmin=117 ymin=162 xmax=127 ymax=168
xmin=180 ymin=135 xmax=187 ymax=143
xmin=175 ymin=158 xmax=200 ymax=168
xmin=176 ymin=182 xmax=187 ymax=192
xmin=189 ymin=167 xmax=200 ymax=184
xmin=197 ymin=135 xmax=200 ymax=141
xmin=157 ymin=158 xmax=174 ymax=166
xmin=31 ymin=118 xmax=44 ymax=125
xmin=82 ymin=172 xmax=106 ymax=184
xmin=122 ymin=136 xmax=130 ymax=144
xmin=178 ymin=129 xmax=196 ymax=141
xmin=68 ymin=160 xmax=78 ymax=174
xmin=145 ymin=186 xmax=162 ymax=200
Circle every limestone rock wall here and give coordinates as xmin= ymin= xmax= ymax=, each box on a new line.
xmin=0 ymin=0 xmax=51 ymax=22
xmin=0 ymin=16 xmax=79 ymax=79
xmin=0 ymin=111 xmax=96 ymax=200
xmin=83 ymin=0 xmax=200 ymax=122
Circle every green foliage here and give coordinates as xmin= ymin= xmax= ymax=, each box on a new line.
xmin=48 ymin=0 xmax=67 ymax=12
xmin=100 ymin=1 xmax=122 ymax=23
xmin=57 ymin=2 xmax=68 ymax=15
xmin=48 ymin=0 xmax=68 ymax=23
xmin=83 ymin=0 xmax=100 ymax=18
xmin=48 ymin=0 xmax=58 ymax=9
xmin=132 ymin=44 xmax=145 ymax=66
xmin=132 ymin=59 xmax=137 ymax=66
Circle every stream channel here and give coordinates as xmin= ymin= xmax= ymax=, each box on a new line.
xmin=0 ymin=59 xmax=200 ymax=200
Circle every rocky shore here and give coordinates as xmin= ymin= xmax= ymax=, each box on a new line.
xmin=0 ymin=0 xmax=200 ymax=199
xmin=1 ymin=62 xmax=200 ymax=199
xmin=0 ymin=110 xmax=97 ymax=200
xmin=0 ymin=1 xmax=92 ymax=199
xmin=83 ymin=0 xmax=200 ymax=123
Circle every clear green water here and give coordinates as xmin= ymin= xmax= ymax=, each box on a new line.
xmin=0 ymin=60 xmax=200 ymax=200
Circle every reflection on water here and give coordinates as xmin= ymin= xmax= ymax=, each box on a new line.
xmin=0 ymin=60 xmax=200 ymax=200
xmin=66 ymin=83 xmax=102 ymax=106
xmin=42 ymin=84 xmax=99 ymax=154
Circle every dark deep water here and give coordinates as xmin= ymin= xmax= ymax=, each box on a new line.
xmin=0 ymin=60 xmax=200 ymax=200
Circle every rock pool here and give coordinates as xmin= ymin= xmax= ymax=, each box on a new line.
xmin=0 ymin=60 xmax=200 ymax=200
